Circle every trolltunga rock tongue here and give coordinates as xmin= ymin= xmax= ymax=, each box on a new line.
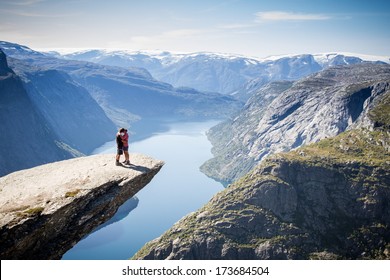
xmin=0 ymin=153 xmax=164 ymax=259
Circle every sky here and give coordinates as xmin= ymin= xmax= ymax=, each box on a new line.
xmin=0 ymin=0 xmax=389 ymax=58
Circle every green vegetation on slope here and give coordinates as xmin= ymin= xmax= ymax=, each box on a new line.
xmin=369 ymin=91 xmax=390 ymax=130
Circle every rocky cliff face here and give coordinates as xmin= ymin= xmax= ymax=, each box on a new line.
xmin=0 ymin=154 xmax=163 ymax=259
xmin=133 ymin=91 xmax=390 ymax=260
xmin=0 ymin=50 xmax=11 ymax=75
xmin=12 ymin=60 xmax=117 ymax=154
xmin=202 ymin=64 xmax=390 ymax=184
xmin=0 ymin=50 xmax=75 ymax=176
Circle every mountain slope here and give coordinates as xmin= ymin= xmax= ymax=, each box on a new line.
xmin=0 ymin=50 xmax=75 ymax=176
xmin=9 ymin=58 xmax=117 ymax=154
xmin=68 ymin=62 xmax=239 ymax=122
xmin=133 ymin=87 xmax=390 ymax=260
xmin=202 ymin=64 xmax=390 ymax=184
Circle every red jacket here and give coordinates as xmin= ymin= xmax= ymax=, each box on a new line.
xmin=121 ymin=132 xmax=129 ymax=147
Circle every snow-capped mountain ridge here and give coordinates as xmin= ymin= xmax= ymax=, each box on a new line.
xmin=3 ymin=40 xmax=387 ymax=66
xmin=52 ymin=47 xmax=390 ymax=65
xmin=2 ymin=41 xmax=388 ymax=96
xmin=262 ymin=52 xmax=389 ymax=64
xmin=52 ymin=48 xmax=389 ymax=96
xmin=55 ymin=49 xmax=264 ymax=67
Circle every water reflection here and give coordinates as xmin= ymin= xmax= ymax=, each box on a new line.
xmin=91 ymin=197 xmax=139 ymax=234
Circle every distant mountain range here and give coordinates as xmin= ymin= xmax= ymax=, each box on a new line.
xmin=54 ymin=49 xmax=389 ymax=99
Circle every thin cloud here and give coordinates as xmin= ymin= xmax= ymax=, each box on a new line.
xmin=255 ymin=11 xmax=331 ymax=22
xmin=219 ymin=11 xmax=331 ymax=31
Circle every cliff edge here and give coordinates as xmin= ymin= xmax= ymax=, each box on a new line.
xmin=0 ymin=153 xmax=164 ymax=259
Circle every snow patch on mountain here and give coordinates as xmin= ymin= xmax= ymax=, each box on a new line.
xmin=262 ymin=52 xmax=389 ymax=65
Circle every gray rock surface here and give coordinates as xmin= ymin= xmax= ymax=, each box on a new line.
xmin=0 ymin=50 xmax=11 ymax=75
xmin=0 ymin=153 xmax=163 ymax=259
xmin=202 ymin=64 xmax=390 ymax=184
xmin=0 ymin=50 xmax=75 ymax=176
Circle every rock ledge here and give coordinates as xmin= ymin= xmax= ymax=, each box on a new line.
xmin=0 ymin=153 xmax=164 ymax=259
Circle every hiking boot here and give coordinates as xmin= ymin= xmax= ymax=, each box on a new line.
xmin=115 ymin=161 xmax=121 ymax=166
xmin=124 ymin=160 xmax=131 ymax=165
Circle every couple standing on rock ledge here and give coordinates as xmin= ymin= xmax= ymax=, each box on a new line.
xmin=115 ymin=128 xmax=130 ymax=166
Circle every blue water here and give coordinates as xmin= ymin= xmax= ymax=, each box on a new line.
xmin=62 ymin=120 xmax=224 ymax=260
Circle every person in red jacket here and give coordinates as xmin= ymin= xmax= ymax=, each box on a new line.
xmin=115 ymin=128 xmax=125 ymax=166
xmin=121 ymin=128 xmax=130 ymax=165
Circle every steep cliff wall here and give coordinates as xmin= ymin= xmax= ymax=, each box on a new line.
xmin=0 ymin=154 xmax=163 ymax=259
xmin=202 ymin=64 xmax=390 ymax=184
xmin=0 ymin=50 xmax=75 ymax=176
xmin=133 ymin=92 xmax=390 ymax=260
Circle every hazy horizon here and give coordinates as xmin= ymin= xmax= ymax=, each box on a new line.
xmin=0 ymin=0 xmax=389 ymax=58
